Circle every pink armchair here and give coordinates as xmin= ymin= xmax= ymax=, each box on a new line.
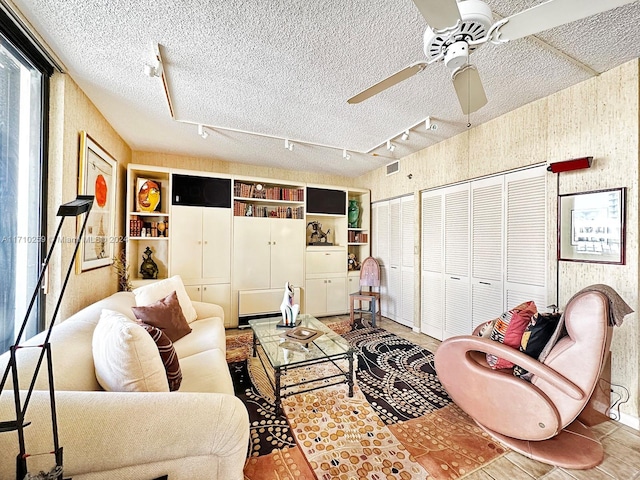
xmin=434 ymin=290 xmax=619 ymax=469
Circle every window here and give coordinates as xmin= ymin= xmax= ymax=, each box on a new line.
xmin=0 ymin=10 xmax=53 ymax=354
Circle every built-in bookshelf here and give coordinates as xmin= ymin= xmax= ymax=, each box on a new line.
xmin=233 ymin=179 xmax=305 ymax=218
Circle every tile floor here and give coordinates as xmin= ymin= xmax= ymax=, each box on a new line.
xmin=227 ymin=314 xmax=640 ymax=479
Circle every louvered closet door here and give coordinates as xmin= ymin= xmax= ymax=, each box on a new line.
xmin=386 ymin=199 xmax=402 ymax=321
xmin=505 ymin=166 xmax=547 ymax=309
xmin=444 ymin=184 xmax=470 ymax=339
xmin=400 ymin=196 xmax=415 ymax=327
xmin=373 ymin=201 xmax=390 ymax=316
xmin=421 ymin=190 xmax=444 ymax=338
xmin=471 ymin=177 xmax=504 ymax=329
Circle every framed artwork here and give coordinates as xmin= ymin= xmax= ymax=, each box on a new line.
xmin=77 ymin=131 xmax=118 ymax=272
xmin=558 ymin=187 xmax=626 ymax=264
xmin=136 ymin=178 xmax=161 ymax=212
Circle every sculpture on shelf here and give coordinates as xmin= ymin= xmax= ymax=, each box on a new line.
xmin=348 ymin=199 xmax=360 ymax=228
xmin=140 ymin=246 xmax=158 ymax=279
xmin=348 ymin=252 xmax=360 ymax=271
xmin=280 ymin=281 xmax=300 ymax=327
xmin=307 ymin=221 xmax=333 ymax=246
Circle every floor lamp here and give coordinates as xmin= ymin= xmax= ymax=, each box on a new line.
xmin=0 ymin=195 xmax=94 ymax=480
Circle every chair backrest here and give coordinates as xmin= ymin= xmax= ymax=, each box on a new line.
xmin=359 ymin=257 xmax=381 ymax=289
xmin=533 ymin=291 xmax=611 ymax=427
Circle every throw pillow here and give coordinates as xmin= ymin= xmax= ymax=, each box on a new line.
xmin=514 ymin=312 xmax=562 ymax=380
xmin=133 ymin=275 xmax=197 ymax=323
xmin=131 ymin=290 xmax=192 ymax=342
xmin=486 ymin=301 xmax=537 ymax=369
xmin=92 ymin=309 xmax=169 ymax=392
xmin=140 ymin=324 xmax=182 ymax=391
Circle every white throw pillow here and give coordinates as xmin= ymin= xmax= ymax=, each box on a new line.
xmin=92 ymin=309 xmax=169 ymax=392
xmin=132 ymin=275 xmax=197 ymax=323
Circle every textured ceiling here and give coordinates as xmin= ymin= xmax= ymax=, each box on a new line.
xmin=10 ymin=0 xmax=640 ymax=177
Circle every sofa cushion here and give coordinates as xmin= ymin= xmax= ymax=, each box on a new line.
xmin=133 ymin=275 xmax=197 ymax=323
xmin=132 ymin=290 xmax=192 ymax=342
xmin=486 ymin=301 xmax=537 ymax=369
xmin=178 ymin=349 xmax=234 ymax=395
xmin=514 ymin=312 xmax=562 ymax=380
xmin=140 ymin=324 xmax=182 ymax=391
xmin=173 ymin=317 xmax=226 ymax=359
xmin=92 ymin=309 xmax=169 ymax=392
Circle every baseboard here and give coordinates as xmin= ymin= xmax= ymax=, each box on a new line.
xmin=618 ymin=412 xmax=640 ymax=431
xmin=412 ymin=326 xmax=420 ymax=333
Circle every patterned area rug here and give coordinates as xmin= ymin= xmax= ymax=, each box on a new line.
xmin=229 ymin=320 xmax=507 ymax=479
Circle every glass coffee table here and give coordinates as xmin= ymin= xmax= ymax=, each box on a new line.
xmin=249 ymin=314 xmax=355 ymax=414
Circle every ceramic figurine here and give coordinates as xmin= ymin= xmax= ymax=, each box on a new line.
xmin=280 ymin=281 xmax=300 ymax=326
xmin=140 ymin=246 xmax=159 ymax=279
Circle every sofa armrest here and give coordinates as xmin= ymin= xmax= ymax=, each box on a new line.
xmin=0 ymin=390 xmax=249 ymax=479
xmin=192 ymin=301 xmax=224 ymax=321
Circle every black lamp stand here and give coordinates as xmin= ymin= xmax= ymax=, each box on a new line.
xmin=0 ymin=195 xmax=94 ymax=480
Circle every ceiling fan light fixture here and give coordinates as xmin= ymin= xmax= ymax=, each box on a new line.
xmin=401 ymin=130 xmax=410 ymax=141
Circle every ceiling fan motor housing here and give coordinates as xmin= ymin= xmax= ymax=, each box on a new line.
xmin=423 ymin=0 xmax=493 ymax=63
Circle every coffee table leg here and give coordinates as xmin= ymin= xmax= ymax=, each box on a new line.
xmin=275 ymin=367 xmax=282 ymax=415
xmin=348 ymin=353 xmax=354 ymax=398
xmin=252 ymin=330 xmax=257 ymax=357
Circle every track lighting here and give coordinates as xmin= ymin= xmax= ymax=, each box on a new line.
xmin=401 ymin=130 xmax=410 ymax=141
xmin=425 ymin=116 xmax=438 ymax=131
xmin=343 ymin=149 xmax=351 ymax=160
xmin=143 ymin=61 xmax=163 ymax=78
xmin=386 ymin=140 xmax=396 ymax=152
xmin=197 ymin=124 xmax=208 ymax=139
xmin=284 ymin=139 xmax=294 ymax=151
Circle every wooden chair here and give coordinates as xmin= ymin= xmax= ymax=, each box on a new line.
xmin=349 ymin=257 xmax=381 ymax=326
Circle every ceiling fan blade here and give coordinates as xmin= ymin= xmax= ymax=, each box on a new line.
xmin=347 ymin=62 xmax=428 ymax=104
xmin=412 ymin=0 xmax=461 ymax=31
xmin=492 ymin=0 xmax=637 ymax=42
xmin=452 ymin=65 xmax=487 ymax=115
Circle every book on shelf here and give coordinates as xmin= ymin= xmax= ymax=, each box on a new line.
xmin=234 ymin=201 xmax=303 ymax=219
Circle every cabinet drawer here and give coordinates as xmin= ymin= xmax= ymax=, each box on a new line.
xmin=306 ymin=250 xmax=345 ymax=274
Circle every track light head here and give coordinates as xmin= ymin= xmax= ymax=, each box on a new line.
xmin=343 ymin=149 xmax=351 ymax=160
xmin=401 ymin=130 xmax=410 ymax=141
xmin=197 ymin=124 xmax=209 ymax=139
xmin=386 ymin=140 xmax=396 ymax=152
xmin=284 ymin=139 xmax=294 ymax=151
xmin=425 ymin=116 xmax=438 ymax=131
xmin=143 ymin=61 xmax=162 ymax=78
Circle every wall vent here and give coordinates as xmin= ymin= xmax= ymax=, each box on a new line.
xmin=386 ymin=161 xmax=399 ymax=176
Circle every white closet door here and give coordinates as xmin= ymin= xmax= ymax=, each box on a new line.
xmin=505 ymin=167 xmax=546 ymax=309
xmin=470 ymin=177 xmax=504 ymax=328
xmin=376 ymin=202 xmax=390 ymax=266
xmin=371 ymin=203 xmax=379 ymax=259
xmin=400 ymin=196 xmax=415 ymax=327
xmin=387 ymin=264 xmax=401 ymax=321
xmin=421 ymin=190 xmax=444 ymax=338
xmin=443 ymin=184 xmax=470 ymax=338
xmin=389 ymin=199 xmax=401 ymax=267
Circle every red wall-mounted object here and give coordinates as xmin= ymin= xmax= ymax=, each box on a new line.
xmin=546 ymin=157 xmax=593 ymax=173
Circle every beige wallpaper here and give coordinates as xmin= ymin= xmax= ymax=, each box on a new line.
xmin=356 ymin=59 xmax=640 ymax=420
xmin=46 ymin=73 xmax=131 ymax=323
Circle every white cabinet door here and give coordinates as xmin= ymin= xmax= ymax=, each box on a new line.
xmin=348 ymin=272 xmax=360 ymax=295
xmin=202 ymin=208 xmax=231 ymax=283
xmin=305 ymin=278 xmax=327 ymax=316
xmin=421 ymin=191 xmax=444 ymax=339
xmin=233 ymin=217 xmax=271 ymax=290
xmin=270 ymin=219 xmax=304 ymax=288
xmin=202 ymin=283 xmax=231 ymax=327
xmin=326 ymin=276 xmax=347 ymax=314
xmin=184 ymin=284 xmax=202 ymax=302
xmin=171 ymin=206 xmax=203 ymax=285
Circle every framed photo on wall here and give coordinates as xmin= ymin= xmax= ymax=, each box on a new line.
xmin=558 ymin=187 xmax=626 ymax=264
xmin=77 ymin=131 xmax=117 ymax=272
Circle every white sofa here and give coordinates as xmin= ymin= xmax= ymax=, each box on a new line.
xmin=0 ymin=291 xmax=249 ymax=480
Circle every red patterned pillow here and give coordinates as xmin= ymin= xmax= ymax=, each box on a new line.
xmin=486 ymin=301 xmax=537 ymax=369
xmin=140 ymin=324 xmax=182 ymax=391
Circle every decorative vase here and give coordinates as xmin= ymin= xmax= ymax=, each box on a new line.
xmin=348 ymin=200 xmax=360 ymax=228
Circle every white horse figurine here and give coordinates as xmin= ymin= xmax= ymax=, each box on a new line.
xmin=280 ymin=281 xmax=300 ymax=326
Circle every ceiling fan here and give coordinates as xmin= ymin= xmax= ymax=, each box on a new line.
xmin=348 ymin=0 xmax=636 ymax=114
